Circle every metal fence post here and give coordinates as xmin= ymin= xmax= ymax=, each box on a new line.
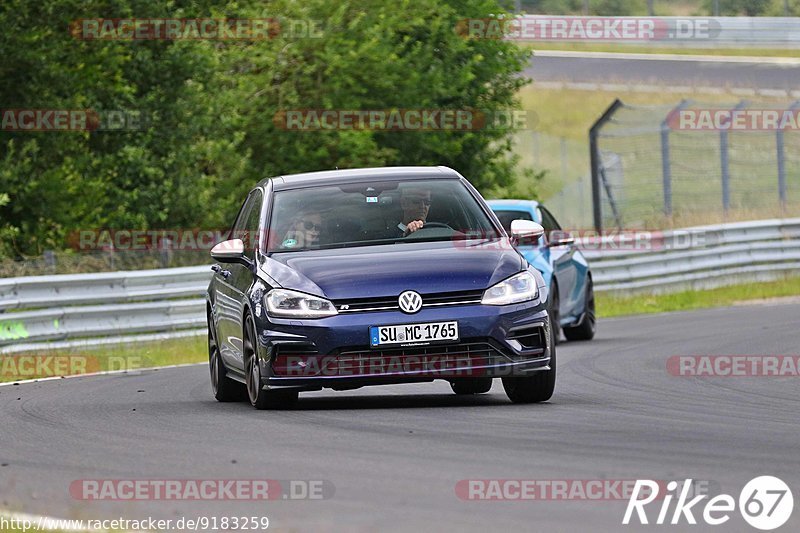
xmin=589 ymin=99 xmax=623 ymax=232
xmin=579 ymin=176 xmax=586 ymax=229
xmin=777 ymin=100 xmax=800 ymax=209
xmin=660 ymin=127 xmax=673 ymax=217
xmin=661 ymin=100 xmax=691 ymax=218
xmin=720 ymin=100 xmax=748 ymax=213
xmin=43 ymin=250 xmax=56 ymax=274
xmin=777 ymin=126 xmax=787 ymax=209
xmin=720 ymin=135 xmax=729 ymax=213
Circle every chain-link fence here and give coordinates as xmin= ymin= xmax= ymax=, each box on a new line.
xmin=9 ymin=102 xmax=800 ymax=274
xmin=589 ymin=99 xmax=800 ymax=230
xmin=512 ymin=130 xmax=593 ymax=228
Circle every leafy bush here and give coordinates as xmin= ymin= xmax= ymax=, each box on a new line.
xmin=0 ymin=0 xmax=532 ymax=258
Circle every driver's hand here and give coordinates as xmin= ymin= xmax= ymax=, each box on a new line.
xmin=406 ymin=220 xmax=424 ymax=233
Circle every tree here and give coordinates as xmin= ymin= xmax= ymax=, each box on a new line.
xmin=590 ymin=0 xmax=648 ymax=15
xmin=703 ymin=0 xmax=772 ymax=15
xmin=766 ymin=0 xmax=800 ymax=15
xmin=1 ymin=0 xmax=533 ymax=258
xmin=0 ymin=0 xmax=236 ymax=256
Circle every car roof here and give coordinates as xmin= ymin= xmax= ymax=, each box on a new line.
xmin=485 ymin=199 xmax=540 ymax=209
xmin=259 ymin=166 xmax=462 ymax=191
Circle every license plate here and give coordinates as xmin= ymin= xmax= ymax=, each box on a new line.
xmin=370 ymin=321 xmax=458 ymax=347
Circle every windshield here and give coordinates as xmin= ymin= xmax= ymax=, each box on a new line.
xmin=267 ymin=178 xmax=500 ymax=253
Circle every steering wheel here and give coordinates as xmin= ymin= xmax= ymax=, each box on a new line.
xmin=418 ymin=222 xmax=452 ymax=230
xmin=403 ymin=221 xmax=453 ymax=238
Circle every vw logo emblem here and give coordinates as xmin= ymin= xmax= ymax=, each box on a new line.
xmin=398 ymin=290 xmax=423 ymax=314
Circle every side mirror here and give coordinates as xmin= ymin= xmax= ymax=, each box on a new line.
xmin=510 ymin=220 xmax=545 ymax=245
xmin=210 ymin=238 xmax=252 ymax=267
xmin=548 ymin=230 xmax=575 ymax=247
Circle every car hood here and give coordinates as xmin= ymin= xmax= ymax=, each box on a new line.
xmin=260 ymin=240 xmax=525 ymax=300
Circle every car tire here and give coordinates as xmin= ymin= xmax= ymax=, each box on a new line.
xmin=563 ymin=277 xmax=596 ymax=342
xmin=244 ymin=317 xmax=298 ymax=410
xmin=548 ymin=280 xmax=560 ymax=345
xmin=450 ymin=377 xmax=493 ymax=395
xmin=501 ymin=336 xmax=556 ymax=404
xmin=209 ymin=325 xmax=246 ymax=402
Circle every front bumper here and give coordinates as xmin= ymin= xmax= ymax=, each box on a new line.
xmin=253 ymin=300 xmax=550 ymax=391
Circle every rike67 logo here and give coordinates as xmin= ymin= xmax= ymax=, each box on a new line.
xmin=624 ymin=476 xmax=794 ymax=530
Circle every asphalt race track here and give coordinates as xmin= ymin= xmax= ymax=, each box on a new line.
xmin=1 ymin=302 xmax=798 ymax=532
xmin=526 ymin=53 xmax=800 ymax=90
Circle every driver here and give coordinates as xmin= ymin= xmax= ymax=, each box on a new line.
xmin=397 ymin=186 xmax=432 ymax=235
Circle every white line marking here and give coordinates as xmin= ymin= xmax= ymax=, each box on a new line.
xmin=0 ymin=362 xmax=206 ymax=388
xmin=566 ymin=82 xmax=597 ymax=90
xmin=1 ymin=329 xmax=205 ymax=355
xmin=533 ymin=81 xmax=794 ymax=97
xmin=597 ymin=83 xmax=630 ymax=92
xmin=759 ymin=88 xmax=791 ymax=97
xmin=0 ymin=510 xmax=142 ymax=532
xmin=695 ymin=86 xmax=727 ymax=95
xmin=534 ymin=81 xmax=565 ymax=90
xmin=533 ymin=50 xmax=800 ymax=65
xmin=626 ymin=84 xmax=662 ymax=93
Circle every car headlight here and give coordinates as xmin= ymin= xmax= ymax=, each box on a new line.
xmin=265 ymin=289 xmax=338 ymax=318
xmin=481 ymin=271 xmax=539 ymax=306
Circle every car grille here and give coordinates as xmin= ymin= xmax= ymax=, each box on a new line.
xmin=507 ymin=324 xmax=547 ymax=351
xmin=272 ymin=342 xmax=318 ymax=356
xmin=333 ymin=289 xmax=484 ymax=313
xmin=272 ymin=340 xmax=515 ymax=377
xmin=332 ymin=340 xmax=508 ymax=377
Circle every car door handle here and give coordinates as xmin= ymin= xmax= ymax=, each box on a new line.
xmin=211 ymin=264 xmax=231 ymax=279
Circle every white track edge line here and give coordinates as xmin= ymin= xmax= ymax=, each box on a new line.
xmin=533 ymin=49 xmax=800 ymax=65
xmin=0 ymin=510 xmax=142 ymax=532
xmin=0 ymin=362 xmax=206 ymax=388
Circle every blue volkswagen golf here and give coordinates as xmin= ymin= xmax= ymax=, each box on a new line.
xmin=486 ymin=200 xmax=596 ymax=344
xmin=206 ymin=167 xmax=554 ymax=409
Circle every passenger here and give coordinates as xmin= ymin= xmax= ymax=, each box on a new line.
xmin=280 ymin=210 xmax=322 ymax=249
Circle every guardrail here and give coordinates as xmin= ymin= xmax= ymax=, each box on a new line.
xmin=580 ymin=218 xmax=800 ymax=293
xmin=513 ymin=16 xmax=800 ymax=48
xmin=0 ymin=265 xmax=211 ymax=351
xmin=0 ymin=265 xmax=209 ymax=311
xmin=1 ymin=299 xmax=205 ymax=345
xmin=1 ymin=218 xmax=799 ymax=352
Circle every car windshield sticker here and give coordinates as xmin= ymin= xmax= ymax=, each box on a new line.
xmin=282 ymin=238 xmax=298 ymax=248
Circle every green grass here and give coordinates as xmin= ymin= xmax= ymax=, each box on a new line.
xmin=0 ymin=513 xmax=128 ymax=533
xmin=0 ymin=521 xmax=67 ymax=533
xmin=597 ymin=276 xmax=800 ymax=317
xmin=517 ymin=85 xmax=757 ymax=142
xmin=0 ymin=511 xmax=71 ymax=533
xmin=0 ymin=335 xmax=207 ymax=383
xmin=519 ymin=41 xmax=800 ymax=58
